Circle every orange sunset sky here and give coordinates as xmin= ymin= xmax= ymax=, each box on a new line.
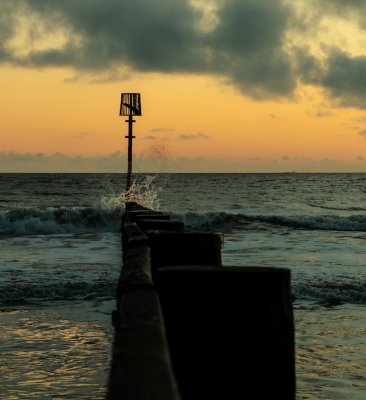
xmin=1 ymin=0 xmax=366 ymax=172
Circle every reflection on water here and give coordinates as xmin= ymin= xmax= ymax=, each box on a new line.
xmin=0 ymin=300 xmax=114 ymax=400
xmin=295 ymin=301 xmax=366 ymax=400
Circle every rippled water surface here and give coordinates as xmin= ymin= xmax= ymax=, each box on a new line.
xmin=0 ymin=173 xmax=365 ymax=399
xmin=0 ymin=300 xmax=114 ymax=400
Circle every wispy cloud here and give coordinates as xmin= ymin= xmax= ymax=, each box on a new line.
xmin=178 ymin=132 xmax=210 ymax=140
xmin=352 ymin=116 xmax=366 ymax=123
xmin=247 ymin=156 xmax=262 ymax=161
xmin=143 ymin=135 xmax=157 ymax=140
xmin=150 ymin=128 xmax=176 ymax=133
xmin=359 ymin=129 xmax=366 ymax=138
xmin=315 ymin=111 xmax=335 ymax=118
xmin=70 ymin=131 xmax=96 ymax=138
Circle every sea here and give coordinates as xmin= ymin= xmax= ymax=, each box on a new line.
xmin=0 ymin=172 xmax=365 ymax=399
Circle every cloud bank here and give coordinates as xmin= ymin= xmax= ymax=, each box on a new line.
xmin=0 ymin=151 xmax=127 ymax=173
xmin=1 ymin=151 xmax=366 ymax=173
xmin=1 ymin=0 xmax=366 ymax=107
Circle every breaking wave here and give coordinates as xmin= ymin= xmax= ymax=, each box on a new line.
xmin=175 ymin=212 xmax=366 ymax=232
xmin=0 ymin=175 xmax=162 ymax=236
xmin=0 ymin=206 xmax=121 ymax=236
xmin=2 ymin=207 xmax=366 ymax=236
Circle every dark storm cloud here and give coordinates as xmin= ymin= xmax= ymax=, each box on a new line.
xmin=207 ymin=0 xmax=295 ymax=98
xmin=320 ymin=51 xmax=366 ymax=108
xmin=14 ymin=0 xmax=205 ymax=71
xmin=2 ymin=0 xmax=366 ymax=107
xmin=0 ymin=2 xmax=17 ymax=62
xmin=0 ymin=0 xmax=295 ymax=98
xmin=300 ymin=49 xmax=366 ymax=108
xmin=299 ymin=1 xmax=366 ymax=108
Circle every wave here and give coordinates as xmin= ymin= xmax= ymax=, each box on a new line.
xmin=256 ymin=214 xmax=366 ymax=231
xmin=0 ymin=280 xmax=116 ymax=304
xmin=293 ymin=280 xmax=366 ymax=305
xmin=0 ymin=206 xmax=121 ymax=236
xmin=307 ymin=203 xmax=366 ymax=212
xmin=1 ymin=274 xmax=364 ymax=306
xmin=2 ymin=206 xmax=366 ymax=237
xmin=175 ymin=211 xmax=366 ymax=232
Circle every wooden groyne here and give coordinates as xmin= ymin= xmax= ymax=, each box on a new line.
xmin=107 ymin=202 xmax=295 ymax=399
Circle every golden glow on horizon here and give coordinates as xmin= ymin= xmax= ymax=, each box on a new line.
xmin=1 ymin=69 xmax=366 ymax=171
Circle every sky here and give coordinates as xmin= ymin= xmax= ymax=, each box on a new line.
xmin=1 ymin=0 xmax=366 ymax=172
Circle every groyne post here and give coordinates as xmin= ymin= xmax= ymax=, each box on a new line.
xmin=119 ymin=93 xmax=141 ymax=191
xmin=108 ymin=209 xmax=181 ymax=399
xmin=108 ymin=202 xmax=296 ymax=399
xmin=125 ymin=113 xmax=135 ymax=191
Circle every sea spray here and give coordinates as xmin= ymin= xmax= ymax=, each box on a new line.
xmin=134 ymin=143 xmax=169 ymax=173
xmin=100 ymin=175 xmax=161 ymax=211
xmin=0 ymin=206 xmax=121 ymax=236
xmin=0 ymin=175 xmax=162 ymax=236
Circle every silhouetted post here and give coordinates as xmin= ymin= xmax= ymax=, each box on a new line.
xmin=126 ymin=113 xmax=135 ymax=191
xmin=120 ymin=93 xmax=142 ymax=191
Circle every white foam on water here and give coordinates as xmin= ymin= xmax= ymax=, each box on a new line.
xmin=99 ymin=175 xmax=161 ymax=211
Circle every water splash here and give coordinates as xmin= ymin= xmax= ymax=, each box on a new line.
xmin=100 ymin=175 xmax=161 ymax=211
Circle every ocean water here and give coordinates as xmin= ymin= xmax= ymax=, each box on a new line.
xmin=0 ymin=173 xmax=365 ymax=399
